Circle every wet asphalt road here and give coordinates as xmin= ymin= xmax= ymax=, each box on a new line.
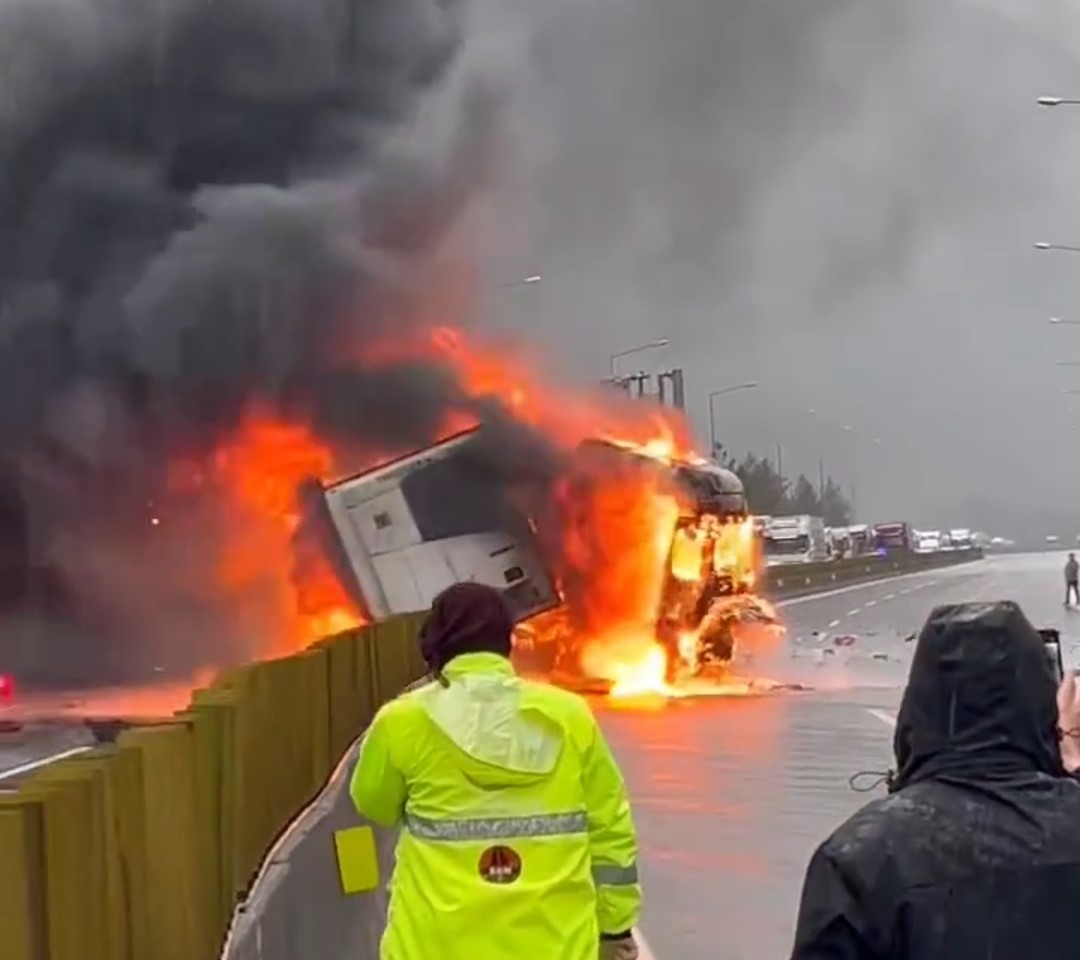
xmin=0 ymin=722 xmax=94 ymax=784
xmin=1 ymin=552 xmax=1070 ymax=956
xmin=0 ymin=682 xmax=196 ymax=783
xmin=598 ymin=552 xmax=1072 ymax=960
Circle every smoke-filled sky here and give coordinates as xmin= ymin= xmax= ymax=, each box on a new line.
xmin=477 ymin=0 xmax=1080 ymax=539
xmin=0 ymin=0 xmax=513 ymax=683
xmin=7 ymin=0 xmax=1080 ymax=685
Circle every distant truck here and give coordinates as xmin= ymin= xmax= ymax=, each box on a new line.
xmin=763 ymin=515 xmax=829 ymax=565
xmin=307 ymin=427 xmax=769 ymax=683
xmin=826 ymin=526 xmax=850 ymax=559
xmin=913 ymin=530 xmax=942 ymax=553
xmin=872 ymin=521 xmax=913 ymax=554
xmin=846 ymin=523 xmax=873 ymax=556
xmin=948 ymin=528 xmax=974 ymax=550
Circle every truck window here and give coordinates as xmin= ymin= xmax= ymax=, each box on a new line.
xmin=766 ymin=534 xmax=810 ymax=555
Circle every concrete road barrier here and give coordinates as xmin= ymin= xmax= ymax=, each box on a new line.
xmin=220 ymin=739 xmax=392 ymax=960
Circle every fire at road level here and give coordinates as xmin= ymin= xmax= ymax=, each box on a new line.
xmin=164 ymin=325 xmax=783 ymax=700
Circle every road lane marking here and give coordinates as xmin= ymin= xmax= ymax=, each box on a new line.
xmin=0 ymin=745 xmax=93 ymax=782
xmin=865 ymin=600 xmax=877 ymax=608
xmin=883 ymin=594 xmax=895 ymax=601
xmin=867 ymin=709 xmax=897 ymax=728
xmin=776 ymin=567 xmax=960 ymax=608
xmin=827 ymin=619 xmax=840 ymax=628
xmin=846 ymin=608 xmax=861 ymax=616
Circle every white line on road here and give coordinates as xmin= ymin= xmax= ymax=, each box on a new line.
xmin=846 ymin=608 xmax=861 ymax=617
xmin=864 ymin=600 xmax=877 ymax=608
xmin=883 ymin=594 xmax=895 ymax=601
xmin=776 ymin=567 xmax=956 ymax=609
xmin=0 ymin=745 xmax=93 ymax=782
xmin=827 ymin=619 xmax=840 ymax=628
xmin=867 ymin=709 xmax=897 ymax=728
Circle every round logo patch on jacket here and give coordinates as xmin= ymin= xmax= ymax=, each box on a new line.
xmin=478 ymin=845 xmax=522 ymax=884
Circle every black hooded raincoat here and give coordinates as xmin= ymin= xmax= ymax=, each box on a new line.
xmin=790 ymin=601 xmax=1080 ymax=960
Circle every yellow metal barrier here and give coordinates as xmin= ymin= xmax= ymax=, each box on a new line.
xmin=0 ymin=612 xmax=426 ymax=960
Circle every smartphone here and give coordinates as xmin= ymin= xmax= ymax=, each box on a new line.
xmin=1038 ymin=628 xmax=1065 ymax=684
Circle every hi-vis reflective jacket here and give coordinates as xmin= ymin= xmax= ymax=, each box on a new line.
xmin=350 ymin=652 xmax=641 ymax=960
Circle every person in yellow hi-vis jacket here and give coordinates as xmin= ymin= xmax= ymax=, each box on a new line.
xmin=350 ymin=581 xmax=642 ymax=960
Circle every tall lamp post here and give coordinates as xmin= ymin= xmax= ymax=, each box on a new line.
xmin=609 ymin=338 xmax=670 ymax=378
xmin=708 ymin=382 xmax=759 ymax=459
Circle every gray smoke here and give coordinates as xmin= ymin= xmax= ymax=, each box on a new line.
xmin=0 ymin=0 xmax=537 ymax=687
xmin=482 ymin=0 xmax=1080 ymax=532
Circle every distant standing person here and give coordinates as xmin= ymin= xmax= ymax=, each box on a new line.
xmin=1066 ymin=553 xmax=1079 ymax=607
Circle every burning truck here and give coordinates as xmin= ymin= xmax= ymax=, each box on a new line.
xmin=302 ymin=425 xmax=774 ymax=689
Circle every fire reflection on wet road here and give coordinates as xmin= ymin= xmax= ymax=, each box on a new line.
xmin=596 ymin=553 xmax=1070 ymax=960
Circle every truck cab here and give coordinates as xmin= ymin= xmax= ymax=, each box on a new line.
xmin=763 ymin=515 xmax=829 ymax=565
xmin=948 ymin=528 xmax=974 ymax=550
xmin=914 ymin=530 xmax=941 ymax=553
xmin=872 ymin=521 xmax=913 ymax=554
xmin=846 ymin=524 xmax=872 ymax=556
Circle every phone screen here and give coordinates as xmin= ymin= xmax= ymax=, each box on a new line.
xmin=1039 ymin=628 xmax=1064 ymax=683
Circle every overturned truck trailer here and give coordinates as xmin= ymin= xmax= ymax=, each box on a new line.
xmin=304 ymin=427 xmax=764 ymax=682
xmin=303 ymin=430 xmax=559 ymax=624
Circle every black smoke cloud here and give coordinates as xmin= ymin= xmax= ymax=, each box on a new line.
xmin=0 ymin=0 xmax=539 ymax=688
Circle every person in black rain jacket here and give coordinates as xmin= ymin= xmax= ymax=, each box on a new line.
xmin=790 ymin=600 xmax=1080 ymax=960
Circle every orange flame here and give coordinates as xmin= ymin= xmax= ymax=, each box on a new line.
xmin=178 ymin=325 xmax=771 ymax=691
xmin=171 ymin=412 xmax=367 ymax=656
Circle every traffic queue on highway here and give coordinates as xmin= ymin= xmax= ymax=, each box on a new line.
xmin=758 ymin=515 xmax=991 ymax=567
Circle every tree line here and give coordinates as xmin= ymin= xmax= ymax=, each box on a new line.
xmin=716 ymin=449 xmax=854 ymax=527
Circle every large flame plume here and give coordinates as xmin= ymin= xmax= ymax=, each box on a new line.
xmin=173 ymin=324 xmax=778 ymax=698
xmin=0 ymin=0 xmax=781 ymax=697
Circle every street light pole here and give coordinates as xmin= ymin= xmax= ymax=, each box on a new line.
xmin=1035 ymin=242 xmax=1080 ymax=254
xmin=1038 ymin=97 xmax=1080 ymax=107
xmin=1050 ymin=317 xmax=1080 ymax=325
xmin=609 ymin=338 xmax=670 ymax=378
xmin=708 ymin=381 xmax=759 ymax=458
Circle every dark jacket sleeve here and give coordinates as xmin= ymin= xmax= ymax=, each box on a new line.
xmin=790 ymin=845 xmax=883 ymax=960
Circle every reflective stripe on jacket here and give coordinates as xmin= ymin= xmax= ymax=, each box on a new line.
xmin=349 ymin=652 xmax=641 ymax=960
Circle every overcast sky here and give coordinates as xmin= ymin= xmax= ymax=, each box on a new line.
xmin=460 ymin=0 xmax=1080 ymax=537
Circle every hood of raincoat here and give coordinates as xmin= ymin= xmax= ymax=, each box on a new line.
xmin=420 ymin=652 xmax=565 ymax=789
xmin=892 ymin=600 xmax=1063 ymax=791
xmin=419 ymin=581 xmax=514 ymax=674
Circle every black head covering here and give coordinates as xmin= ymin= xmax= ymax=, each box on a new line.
xmin=419 ymin=581 xmax=514 ymax=677
xmin=891 ymin=601 xmax=1063 ymax=792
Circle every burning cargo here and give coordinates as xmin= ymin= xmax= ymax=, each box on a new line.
xmin=306 ymin=426 xmax=773 ymax=690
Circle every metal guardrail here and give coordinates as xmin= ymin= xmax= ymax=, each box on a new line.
xmin=764 ymin=548 xmax=984 ymax=600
